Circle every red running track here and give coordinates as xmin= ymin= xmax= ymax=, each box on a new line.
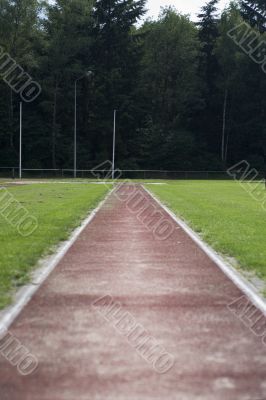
xmin=0 ymin=184 xmax=266 ymax=400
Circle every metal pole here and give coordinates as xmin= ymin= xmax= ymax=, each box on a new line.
xmin=19 ymin=102 xmax=22 ymax=179
xmin=112 ymin=110 xmax=116 ymax=180
xmin=74 ymin=81 xmax=77 ymax=179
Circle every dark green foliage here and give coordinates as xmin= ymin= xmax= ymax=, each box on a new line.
xmin=241 ymin=0 xmax=266 ymax=32
xmin=0 ymin=0 xmax=265 ymax=172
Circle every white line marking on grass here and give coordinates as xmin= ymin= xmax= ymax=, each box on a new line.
xmin=7 ymin=181 xmax=114 ymax=185
xmin=0 ymin=187 xmax=115 ymax=334
xmin=8 ymin=181 xmax=167 ymax=185
xmin=143 ymin=185 xmax=266 ymax=316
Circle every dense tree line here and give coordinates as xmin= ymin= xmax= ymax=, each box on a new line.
xmin=0 ymin=0 xmax=265 ymax=172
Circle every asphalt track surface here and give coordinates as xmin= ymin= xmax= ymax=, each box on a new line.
xmin=0 ymin=184 xmax=266 ymax=399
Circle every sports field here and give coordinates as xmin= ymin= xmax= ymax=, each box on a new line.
xmin=148 ymin=180 xmax=266 ymax=285
xmin=1 ymin=179 xmax=266 ymax=310
xmin=0 ymin=183 xmax=110 ymax=308
xmin=1 ymin=182 xmax=265 ymax=400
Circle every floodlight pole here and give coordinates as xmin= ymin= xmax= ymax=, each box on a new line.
xmin=19 ymin=102 xmax=22 ymax=180
xmin=74 ymin=80 xmax=77 ymax=179
xmin=112 ymin=110 xmax=117 ymax=180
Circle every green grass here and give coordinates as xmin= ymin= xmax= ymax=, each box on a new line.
xmin=0 ymin=183 xmax=110 ymax=308
xmin=147 ymin=180 xmax=266 ymax=283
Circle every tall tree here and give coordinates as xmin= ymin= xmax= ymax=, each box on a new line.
xmin=42 ymin=0 xmax=94 ymax=169
xmin=197 ymin=0 xmax=220 ymax=93
xmin=137 ymin=8 xmax=204 ymax=169
xmin=196 ymin=0 xmax=222 ymax=159
xmin=90 ymin=0 xmax=146 ymax=165
xmin=215 ymin=4 xmax=246 ymax=163
xmin=0 ymin=0 xmax=41 ymax=164
xmin=241 ymin=0 xmax=266 ymax=32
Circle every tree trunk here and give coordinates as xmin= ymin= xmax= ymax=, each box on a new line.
xmin=52 ymin=81 xmax=58 ymax=170
xmin=221 ymin=87 xmax=228 ymax=162
xmin=9 ymin=88 xmax=14 ymax=149
xmin=224 ymin=128 xmax=230 ymax=164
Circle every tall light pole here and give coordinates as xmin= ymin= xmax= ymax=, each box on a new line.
xmin=112 ymin=110 xmax=117 ymax=180
xmin=74 ymin=70 xmax=93 ymax=178
xmin=19 ymin=102 xmax=22 ymax=179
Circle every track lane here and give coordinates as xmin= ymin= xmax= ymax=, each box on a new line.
xmin=0 ymin=184 xmax=265 ymax=400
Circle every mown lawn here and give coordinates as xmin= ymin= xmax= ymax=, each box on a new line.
xmin=0 ymin=183 xmax=110 ymax=308
xmin=147 ymin=180 xmax=266 ymax=283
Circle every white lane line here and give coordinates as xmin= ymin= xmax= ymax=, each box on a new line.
xmin=0 ymin=187 xmax=115 ymax=334
xmin=142 ymin=185 xmax=266 ymax=316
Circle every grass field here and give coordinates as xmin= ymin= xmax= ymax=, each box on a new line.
xmin=1 ymin=179 xmax=266 ymax=309
xmin=147 ymin=180 xmax=266 ymax=286
xmin=0 ymin=183 xmax=110 ymax=308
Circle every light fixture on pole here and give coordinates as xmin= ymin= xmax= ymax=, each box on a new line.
xmin=19 ymin=102 xmax=22 ymax=180
xmin=112 ymin=110 xmax=117 ymax=180
xmin=74 ymin=70 xmax=93 ymax=179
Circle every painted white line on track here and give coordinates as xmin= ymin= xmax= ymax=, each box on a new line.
xmin=143 ymin=185 xmax=266 ymax=316
xmin=0 ymin=186 xmax=115 ymax=334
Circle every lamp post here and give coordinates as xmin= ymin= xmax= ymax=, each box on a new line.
xmin=74 ymin=70 xmax=93 ymax=178
xmin=19 ymin=102 xmax=22 ymax=179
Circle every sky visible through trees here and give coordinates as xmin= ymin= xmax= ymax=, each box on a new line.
xmin=145 ymin=0 xmax=228 ymax=20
